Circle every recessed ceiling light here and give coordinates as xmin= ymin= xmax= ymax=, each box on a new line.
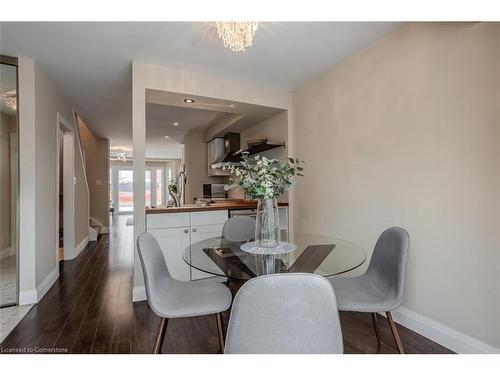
xmin=172 ymin=122 xmax=179 ymax=126
xmin=184 ymin=98 xmax=195 ymax=103
xmin=164 ymin=135 xmax=169 ymax=139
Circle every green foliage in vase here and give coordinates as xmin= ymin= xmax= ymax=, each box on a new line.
xmin=223 ymin=151 xmax=304 ymax=199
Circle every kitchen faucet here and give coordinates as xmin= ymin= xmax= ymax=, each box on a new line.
xmin=170 ymin=168 xmax=188 ymax=207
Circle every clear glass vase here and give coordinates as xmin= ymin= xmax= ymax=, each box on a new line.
xmin=255 ymin=198 xmax=280 ymax=248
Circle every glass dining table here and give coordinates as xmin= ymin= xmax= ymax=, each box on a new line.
xmin=182 ymin=231 xmax=366 ymax=281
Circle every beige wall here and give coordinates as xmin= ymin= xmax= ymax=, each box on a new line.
xmin=240 ymin=111 xmax=288 ymax=160
xmin=184 ymin=129 xmax=227 ymax=203
xmin=240 ymin=111 xmax=290 ymax=202
xmin=33 ymin=63 xmax=88 ymax=285
xmin=17 ymin=57 xmax=89 ymax=298
xmin=78 ymin=116 xmax=110 ymax=228
xmin=292 ymin=22 xmax=500 ymax=349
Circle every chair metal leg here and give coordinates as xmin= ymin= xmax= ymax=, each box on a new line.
xmin=216 ymin=313 xmax=225 ymax=354
xmin=386 ymin=311 xmax=405 ymax=354
xmin=371 ymin=313 xmax=382 ymax=353
xmin=153 ymin=317 xmax=168 ymax=354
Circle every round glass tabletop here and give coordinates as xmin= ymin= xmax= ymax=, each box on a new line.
xmin=182 ymin=232 xmax=366 ymax=280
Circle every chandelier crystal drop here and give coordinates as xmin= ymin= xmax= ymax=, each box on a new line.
xmin=215 ymin=22 xmax=259 ymax=52
xmin=0 ymin=89 xmax=17 ymax=111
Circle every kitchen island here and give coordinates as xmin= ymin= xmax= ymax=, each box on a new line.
xmin=145 ymin=200 xmax=289 ymax=281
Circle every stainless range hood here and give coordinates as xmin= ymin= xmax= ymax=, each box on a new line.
xmin=207 ymin=133 xmax=241 ymax=175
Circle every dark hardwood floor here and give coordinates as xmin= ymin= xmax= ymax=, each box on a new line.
xmin=0 ymin=215 xmax=452 ymax=354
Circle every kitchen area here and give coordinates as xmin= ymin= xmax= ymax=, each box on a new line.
xmin=144 ymin=90 xmax=290 ymax=282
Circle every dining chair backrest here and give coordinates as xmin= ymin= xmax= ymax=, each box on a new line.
xmin=365 ymin=227 xmax=410 ymax=306
xmin=137 ymin=232 xmax=173 ymax=316
xmin=224 ymin=273 xmax=343 ymax=354
xmin=222 ymin=216 xmax=256 ymax=242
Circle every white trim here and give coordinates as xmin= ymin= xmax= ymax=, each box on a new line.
xmin=35 ymin=267 xmax=59 ymax=302
xmin=18 ymin=57 xmax=37 ymax=306
xmin=90 ymin=216 xmax=104 ymax=228
xmin=19 ymin=289 xmax=37 ymax=305
xmin=132 ymin=285 xmax=146 ymax=302
xmin=100 ymin=227 xmax=109 ymax=234
xmin=88 ymin=226 xmax=98 ymax=241
xmin=385 ymin=306 xmax=500 ymax=354
xmin=74 ymin=236 xmax=89 ymax=258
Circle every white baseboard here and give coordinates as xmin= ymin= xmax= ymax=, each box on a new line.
xmin=100 ymin=227 xmax=109 ymax=234
xmin=132 ymin=286 xmax=146 ymax=302
xmin=36 ymin=267 xmax=59 ymax=302
xmin=387 ymin=306 xmax=500 ymax=354
xmin=75 ymin=236 xmax=89 ymax=257
xmin=0 ymin=246 xmax=15 ymax=260
xmin=19 ymin=289 xmax=37 ymax=305
xmin=19 ymin=267 xmax=59 ymax=305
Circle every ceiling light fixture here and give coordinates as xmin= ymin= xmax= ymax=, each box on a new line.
xmin=184 ymin=98 xmax=195 ymax=103
xmin=164 ymin=135 xmax=169 ymax=139
xmin=215 ymin=22 xmax=259 ymax=52
xmin=110 ymin=152 xmax=128 ymax=162
xmin=171 ymin=122 xmax=179 ymax=126
xmin=0 ymin=89 xmax=17 ymax=111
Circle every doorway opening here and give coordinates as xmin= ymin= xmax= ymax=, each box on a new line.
xmin=109 ymin=162 xmax=179 ymax=215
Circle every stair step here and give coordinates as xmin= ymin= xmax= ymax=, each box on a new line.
xmin=90 ymin=225 xmax=101 ymax=235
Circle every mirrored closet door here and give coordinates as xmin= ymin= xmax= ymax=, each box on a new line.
xmin=0 ymin=56 xmax=19 ymax=307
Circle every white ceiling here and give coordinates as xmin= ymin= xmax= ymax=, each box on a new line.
xmin=0 ymin=22 xmax=401 ymax=145
xmin=143 ymin=103 xmax=222 ymax=159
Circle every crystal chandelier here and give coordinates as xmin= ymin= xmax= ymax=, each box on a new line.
xmin=215 ymin=22 xmax=259 ymax=52
xmin=110 ymin=152 xmax=128 ymax=162
xmin=0 ymin=89 xmax=17 ymax=111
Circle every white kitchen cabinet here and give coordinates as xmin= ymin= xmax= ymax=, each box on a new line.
xmin=147 ymin=212 xmax=190 ymax=229
xmin=146 ymin=207 xmax=290 ymax=282
xmin=191 ymin=210 xmax=228 ymax=226
xmin=190 ymin=211 xmax=228 ymax=280
xmin=147 ymin=227 xmax=191 ymax=281
xmin=189 ymin=223 xmax=225 ymax=280
xmin=146 ymin=210 xmax=229 ymax=282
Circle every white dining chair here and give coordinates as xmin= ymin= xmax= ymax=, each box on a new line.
xmin=328 ymin=227 xmax=410 ymax=353
xmin=137 ymin=232 xmax=232 ymax=353
xmin=222 ymin=216 xmax=255 ymax=242
xmin=224 ymin=273 xmax=344 ymax=354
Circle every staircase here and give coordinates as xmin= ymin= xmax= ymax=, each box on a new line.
xmin=73 ymin=112 xmax=96 ymax=243
xmin=89 ymin=217 xmax=102 ymax=241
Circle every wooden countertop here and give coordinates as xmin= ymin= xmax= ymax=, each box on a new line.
xmin=146 ymin=200 xmax=288 ymax=214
